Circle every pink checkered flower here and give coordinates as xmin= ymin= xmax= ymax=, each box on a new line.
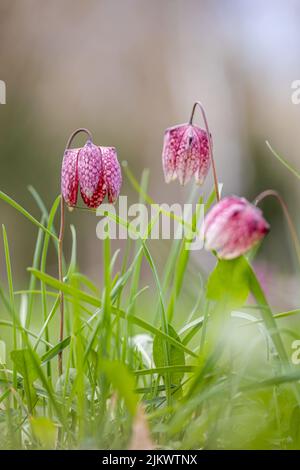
xmin=162 ymin=102 xmax=215 ymax=186
xmin=61 ymin=139 xmax=122 ymax=208
xmin=204 ymin=196 xmax=270 ymax=259
xmin=162 ymin=124 xmax=210 ymax=185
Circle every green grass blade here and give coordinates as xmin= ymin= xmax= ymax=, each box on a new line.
xmin=0 ymin=190 xmax=58 ymax=241
xmin=266 ymin=141 xmax=300 ymax=180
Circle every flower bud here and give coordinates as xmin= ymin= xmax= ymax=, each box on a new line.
xmin=204 ymin=196 xmax=270 ymax=259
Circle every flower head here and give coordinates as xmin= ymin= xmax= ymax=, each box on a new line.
xmin=61 ymin=139 xmax=122 ymax=208
xmin=204 ymin=196 xmax=270 ymax=259
xmin=162 ymin=124 xmax=210 ymax=185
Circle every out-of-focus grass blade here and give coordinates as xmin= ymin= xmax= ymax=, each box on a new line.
xmin=180 ymin=317 xmax=204 ymax=345
xmin=39 ymin=195 xmax=60 ymax=377
xmin=266 ymin=141 xmax=300 ymax=180
xmin=29 ymin=268 xmax=198 ymax=360
xmin=0 ymin=320 xmax=52 ymax=347
xmin=27 ymin=217 xmax=45 ymax=328
xmin=242 ymin=308 xmax=300 ymax=324
xmin=66 ymin=224 xmax=77 ymax=276
xmin=28 ymin=268 xmax=101 ymax=306
xmin=41 ymin=336 xmax=71 ymax=363
xmin=133 ymin=365 xmax=196 ymax=376
xmin=247 ymin=261 xmax=288 ymax=363
xmin=2 ymin=225 xmax=18 ymax=400
xmin=243 ymin=369 xmax=300 ymax=390
xmin=70 ymin=273 xmax=100 ymax=297
xmin=34 ymin=295 xmax=60 ymax=351
xmin=0 ymin=190 xmax=58 ymax=241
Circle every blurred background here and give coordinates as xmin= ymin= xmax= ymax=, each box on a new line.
xmin=0 ymin=0 xmax=300 ymax=310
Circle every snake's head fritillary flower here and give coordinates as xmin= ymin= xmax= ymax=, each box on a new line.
xmin=204 ymin=196 xmax=270 ymax=260
xmin=61 ymin=139 xmax=122 ymax=209
xmin=162 ymin=124 xmax=210 ymax=186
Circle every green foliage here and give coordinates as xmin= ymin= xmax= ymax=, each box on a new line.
xmin=206 ymin=257 xmax=250 ymax=309
xmin=30 ymin=416 xmax=56 ymax=449
xmin=266 ymin=141 xmax=300 ymax=181
xmin=100 ymin=360 xmax=138 ymax=416
xmin=10 ymin=348 xmax=40 ymax=384
xmin=153 ymin=324 xmax=186 ymax=389
xmin=0 ymin=175 xmax=300 ymax=450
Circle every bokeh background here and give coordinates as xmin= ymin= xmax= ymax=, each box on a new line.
xmin=0 ymin=0 xmax=300 ymax=310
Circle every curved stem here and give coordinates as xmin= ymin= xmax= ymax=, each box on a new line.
xmin=58 ymin=127 xmax=93 ymax=375
xmin=65 ymin=127 xmax=93 ymax=149
xmin=254 ymin=189 xmax=300 ymax=265
xmin=189 ymin=101 xmax=220 ymax=201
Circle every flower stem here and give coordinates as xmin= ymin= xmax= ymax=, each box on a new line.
xmin=58 ymin=127 xmax=93 ymax=376
xmin=189 ymin=101 xmax=220 ymax=202
xmin=65 ymin=128 xmax=93 ymax=148
xmin=58 ymin=195 xmax=65 ymax=376
xmin=254 ymin=189 xmax=300 ymax=265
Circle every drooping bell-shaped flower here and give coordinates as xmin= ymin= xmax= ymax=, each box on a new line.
xmin=61 ymin=139 xmax=122 ymax=209
xmin=204 ymin=196 xmax=270 ymax=259
xmin=162 ymin=102 xmax=214 ymax=187
xmin=162 ymin=124 xmax=210 ymax=185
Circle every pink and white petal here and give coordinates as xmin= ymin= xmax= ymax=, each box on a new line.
xmin=162 ymin=123 xmax=212 ymax=186
xmin=162 ymin=125 xmax=186 ymax=183
xmin=218 ymin=225 xmax=263 ymax=260
xmin=205 ymin=211 xmax=236 ymax=252
xmin=80 ymin=177 xmax=106 ymax=208
xmin=78 ymin=141 xmax=103 ymax=200
xmin=176 ymin=127 xmax=199 ymax=185
xmin=61 ymin=148 xmax=80 ymax=207
xmin=204 ymin=196 xmax=247 ymax=235
xmin=216 ymin=220 xmax=250 ymax=259
xmin=169 ymin=125 xmax=200 ymax=186
xmin=194 ymin=127 xmax=211 ymax=185
xmin=101 ymin=147 xmax=122 ymax=203
xmin=172 ymin=125 xmax=210 ymax=186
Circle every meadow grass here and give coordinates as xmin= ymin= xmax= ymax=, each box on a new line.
xmin=0 ymin=157 xmax=300 ymax=450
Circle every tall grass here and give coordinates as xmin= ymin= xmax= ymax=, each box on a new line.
xmin=0 ymin=157 xmax=300 ymax=450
